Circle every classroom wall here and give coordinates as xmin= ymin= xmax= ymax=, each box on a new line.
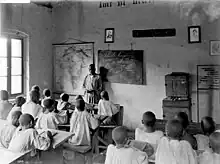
xmin=1 ymin=4 xmax=53 ymax=94
xmin=52 ymin=1 xmax=220 ymax=129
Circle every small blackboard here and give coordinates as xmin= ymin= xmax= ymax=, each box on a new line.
xmin=98 ymin=50 xmax=144 ymax=85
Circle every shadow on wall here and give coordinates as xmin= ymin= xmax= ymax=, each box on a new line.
xmin=99 ymin=66 xmax=109 ymax=83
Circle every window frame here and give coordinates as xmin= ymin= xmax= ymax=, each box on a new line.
xmin=0 ymin=34 xmax=24 ymax=97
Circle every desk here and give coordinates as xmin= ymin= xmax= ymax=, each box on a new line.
xmin=37 ymin=129 xmax=74 ymax=149
xmin=0 ymin=147 xmax=27 ymax=164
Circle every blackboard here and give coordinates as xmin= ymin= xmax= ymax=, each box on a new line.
xmin=98 ymin=50 xmax=144 ymax=85
xmin=197 ymin=65 xmax=220 ymax=89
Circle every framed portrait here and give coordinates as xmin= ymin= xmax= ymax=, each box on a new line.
xmin=188 ymin=26 xmax=201 ymax=43
xmin=210 ymin=40 xmax=220 ymax=56
xmin=105 ymin=28 xmax=114 ymax=43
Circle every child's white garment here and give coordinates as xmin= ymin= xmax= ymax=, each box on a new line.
xmin=22 ymin=101 xmax=43 ymax=119
xmin=68 ymin=110 xmax=98 ymax=148
xmin=7 ymin=106 xmax=21 ymax=122
xmin=98 ymin=100 xmax=119 ymax=116
xmin=0 ymin=123 xmax=17 ymax=148
xmin=0 ymin=100 xmax=13 ymax=120
xmin=57 ymin=101 xmax=70 ymax=111
xmin=105 ymin=144 xmax=149 ymax=164
xmin=194 ymin=134 xmax=212 ymax=152
xmin=198 ymin=151 xmax=220 ymax=164
xmin=135 ymin=127 xmax=164 ymax=158
xmin=8 ymin=127 xmax=51 ymax=153
xmin=155 ymin=137 xmax=197 ymax=164
xmin=35 ymin=112 xmax=60 ymax=130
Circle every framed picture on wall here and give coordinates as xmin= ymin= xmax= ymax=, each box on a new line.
xmin=105 ymin=28 xmax=114 ymax=43
xmin=188 ymin=26 xmax=201 ymax=43
xmin=210 ymin=40 xmax=220 ymax=56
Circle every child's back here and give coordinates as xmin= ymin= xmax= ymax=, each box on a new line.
xmin=198 ymin=131 xmax=220 ymax=164
xmin=105 ymin=126 xmax=148 ymax=164
xmin=135 ymin=128 xmax=163 ymax=146
xmin=8 ymin=114 xmax=51 ymax=153
xmin=0 ymin=111 xmax=22 ymax=148
xmin=98 ymin=91 xmax=118 ymax=117
xmin=22 ymin=90 xmax=43 ymax=119
xmin=7 ymin=96 xmax=26 ymax=122
xmin=0 ymin=90 xmax=13 ymax=120
xmin=155 ymin=120 xmax=197 ymax=164
xmin=105 ymin=144 xmax=148 ymax=164
xmin=135 ymin=111 xmax=163 ymax=159
xmin=69 ymin=99 xmax=98 ymax=148
xmin=195 ymin=116 xmax=215 ymax=152
xmin=35 ymin=112 xmax=59 ymax=130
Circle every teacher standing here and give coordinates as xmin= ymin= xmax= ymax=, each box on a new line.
xmin=83 ymin=64 xmax=103 ymax=104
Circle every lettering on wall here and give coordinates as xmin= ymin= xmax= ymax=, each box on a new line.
xmin=99 ymin=0 xmax=154 ymax=8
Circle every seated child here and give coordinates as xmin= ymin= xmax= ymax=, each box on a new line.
xmin=75 ymin=95 xmax=93 ymax=113
xmin=194 ymin=116 xmax=215 ymax=152
xmin=198 ymin=131 xmax=220 ymax=164
xmin=135 ymin=111 xmax=164 ymax=158
xmin=0 ymin=111 xmax=22 ymax=148
xmin=68 ymin=99 xmax=98 ymax=149
xmin=105 ymin=126 xmax=148 ymax=164
xmin=0 ymin=90 xmax=13 ymax=120
xmin=22 ymin=90 xmax=43 ymax=120
xmin=175 ymin=112 xmax=197 ymax=150
xmin=41 ymin=88 xmax=52 ymax=107
xmin=57 ymin=93 xmax=71 ymax=111
xmin=8 ymin=113 xmax=52 ymax=154
xmin=7 ymin=96 xmax=26 ymax=122
xmin=35 ymin=98 xmax=67 ymax=130
xmin=155 ymin=119 xmax=197 ymax=164
xmin=96 ymin=91 xmax=119 ymax=125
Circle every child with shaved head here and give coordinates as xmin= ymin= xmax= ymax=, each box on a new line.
xmin=105 ymin=126 xmax=148 ymax=164
xmin=175 ymin=112 xmax=197 ymax=150
xmin=0 ymin=111 xmax=22 ymax=148
xmin=198 ymin=131 xmax=220 ymax=164
xmin=22 ymin=90 xmax=43 ymax=120
xmin=155 ymin=119 xmax=197 ymax=164
xmin=8 ymin=113 xmax=52 ymax=154
xmin=194 ymin=116 xmax=215 ymax=152
xmin=135 ymin=111 xmax=163 ymax=159
xmin=36 ymin=98 xmax=67 ymax=130
xmin=7 ymin=96 xmax=26 ymax=122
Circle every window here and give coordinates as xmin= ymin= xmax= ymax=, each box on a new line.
xmin=0 ymin=36 xmax=23 ymax=96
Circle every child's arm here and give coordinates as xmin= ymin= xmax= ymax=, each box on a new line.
xmin=32 ymin=130 xmax=52 ymax=151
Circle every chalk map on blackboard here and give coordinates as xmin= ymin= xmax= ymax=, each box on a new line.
xmin=53 ymin=43 xmax=94 ymax=94
xmin=198 ymin=65 xmax=220 ymax=89
xmin=98 ymin=50 xmax=144 ymax=85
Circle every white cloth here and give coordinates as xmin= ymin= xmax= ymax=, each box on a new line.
xmin=198 ymin=151 xmax=220 ymax=164
xmin=22 ymin=101 xmax=43 ymax=119
xmin=155 ymin=137 xmax=197 ymax=164
xmin=105 ymin=144 xmax=148 ymax=164
xmin=98 ymin=100 xmax=119 ymax=117
xmin=35 ymin=112 xmax=60 ymax=130
xmin=0 ymin=123 xmax=17 ymax=148
xmin=194 ymin=134 xmax=212 ymax=152
xmin=8 ymin=127 xmax=51 ymax=153
xmin=135 ymin=127 xmax=164 ymax=158
xmin=0 ymin=100 xmax=12 ymax=120
xmin=69 ymin=110 xmax=98 ymax=147
xmin=7 ymin=106 xmax=21 ymax=122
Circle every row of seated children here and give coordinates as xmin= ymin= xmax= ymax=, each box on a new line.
xmin=104 ymin=119 xmax=220 ymax=164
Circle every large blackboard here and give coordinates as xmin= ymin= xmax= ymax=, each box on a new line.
xmin=98 ymin=50 xmax=144 ymax=85
xmin=197 ymin=65 xmax=220 ymax=89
